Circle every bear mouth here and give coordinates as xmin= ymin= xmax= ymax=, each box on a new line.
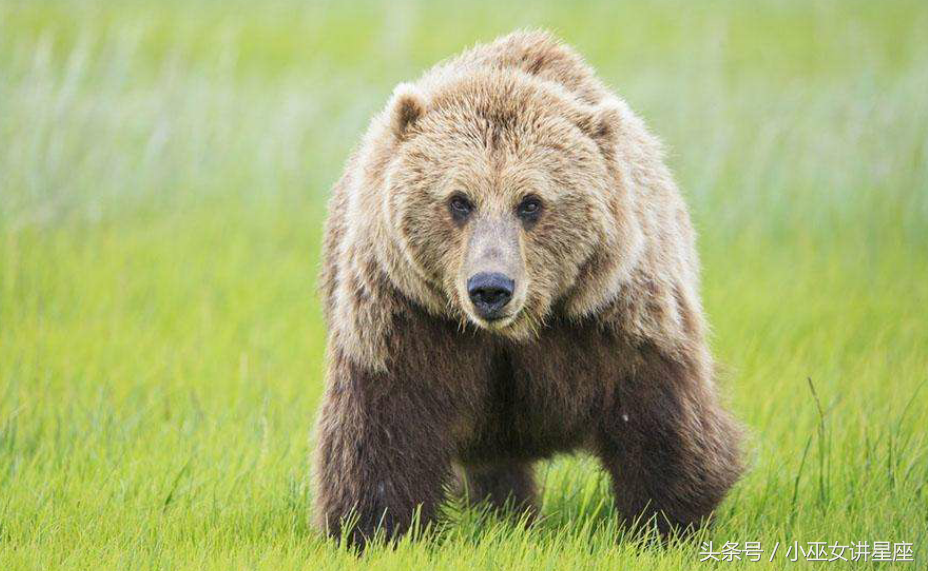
xmin=455 ymin=281 xmax=527 ymax=334
xmin=483 ymin=313 xmax=516 ymax=327
xmin=467 ymin=309 xmax=519 ymax=332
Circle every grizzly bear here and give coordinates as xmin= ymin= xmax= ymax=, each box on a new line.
xmin=314 ymin=30 xmax=743 ymax=547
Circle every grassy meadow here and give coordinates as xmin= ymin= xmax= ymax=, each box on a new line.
xmin=1 ymin=0 xmax=927 ymax=568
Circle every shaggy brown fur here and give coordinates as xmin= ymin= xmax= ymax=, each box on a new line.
xmin=314 ymin=30 xmax=743 ymax=548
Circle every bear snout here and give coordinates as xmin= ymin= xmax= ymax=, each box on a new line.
xmin=466 ymin=272 xmax=514 ymax=320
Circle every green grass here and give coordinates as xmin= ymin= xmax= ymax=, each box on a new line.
xmin=2 ymin=0 xmax=927 ymax=569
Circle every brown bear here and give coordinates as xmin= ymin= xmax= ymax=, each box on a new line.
xmin=314 ymin=30 xmax=743 ymax=547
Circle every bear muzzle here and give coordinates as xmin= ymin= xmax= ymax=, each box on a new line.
xmin=467 ymin=272 xmax=515 ymax=321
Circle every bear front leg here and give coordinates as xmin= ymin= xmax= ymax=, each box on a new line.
xmin=598 ymin=344 xmax=743 ymax=536
xmin=458 ymin=462 xmax=537 ymax=520
xmin=313 ymin=353 xmax=454 ymax=549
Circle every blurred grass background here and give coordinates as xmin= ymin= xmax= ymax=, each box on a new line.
xmin=1 ymin=0 xmax=926 ymax=569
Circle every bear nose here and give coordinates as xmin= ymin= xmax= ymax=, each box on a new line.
xmin=467 ymin=272 xmax=514 ymax=320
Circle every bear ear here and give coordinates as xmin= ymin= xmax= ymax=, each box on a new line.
xmin=389 ymin=83 xmax=428 ymax=141
xmin=575 ymin=101 xmax=622 ymax=156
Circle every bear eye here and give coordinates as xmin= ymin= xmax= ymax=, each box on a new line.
xmin=517 ymin=196 xmax=543 ymax=222
xmin=449 ymin=194 xmax=473 ymax=221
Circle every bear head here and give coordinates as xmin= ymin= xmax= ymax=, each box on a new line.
xmin=373 ymin=69 xmax=644 ymax=340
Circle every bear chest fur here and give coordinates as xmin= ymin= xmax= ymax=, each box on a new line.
xmin=457 ymin=321 xmax=623 ymax=463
